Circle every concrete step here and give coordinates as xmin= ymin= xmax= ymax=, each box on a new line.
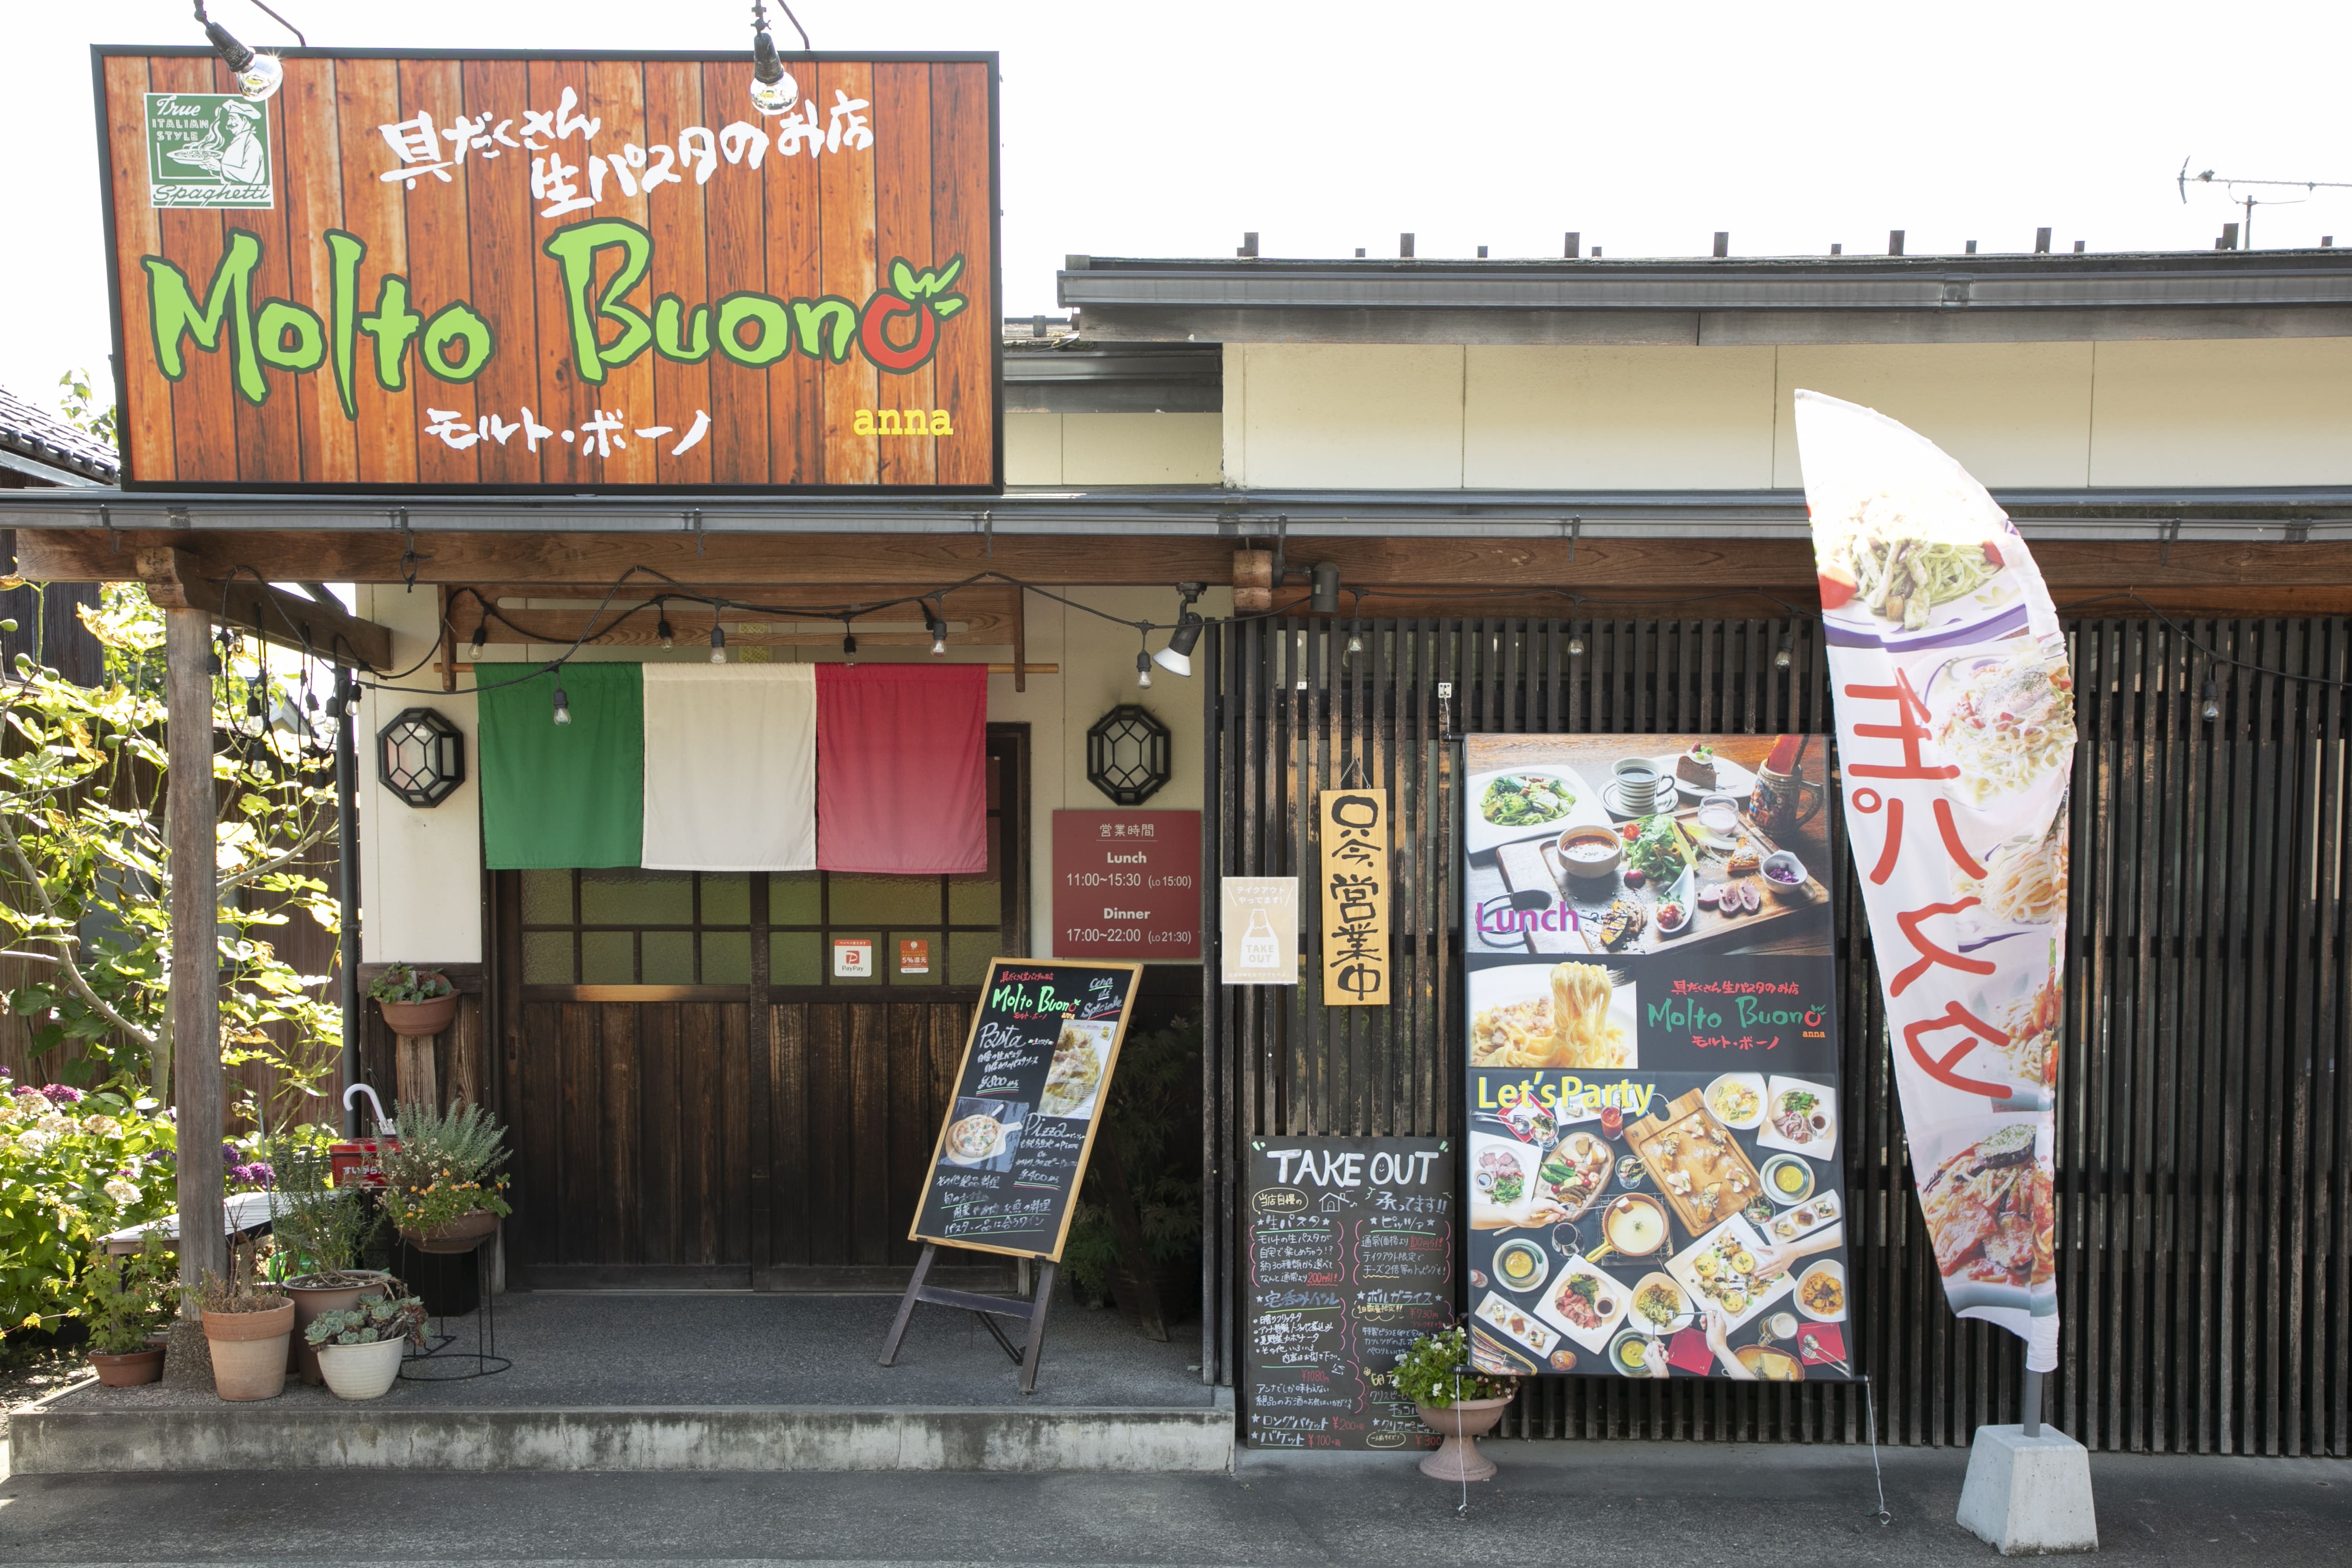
xmin=12 ymin=1404 xmax=1235 ymax=1475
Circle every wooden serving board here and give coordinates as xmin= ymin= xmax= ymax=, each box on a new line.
xmin=1535 ymin=808 xmax=1826 ymax=956
xmin=1626 ymin=1089 xmax=1768 ymax=1238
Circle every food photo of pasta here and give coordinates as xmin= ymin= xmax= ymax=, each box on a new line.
xmin=1932 ymin=651 xmax=2077 ymax=806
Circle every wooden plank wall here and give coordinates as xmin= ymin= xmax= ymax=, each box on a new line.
xmin=100 ymin=52 xmax=996 ymax=490
xmin=1209 ymin=615 xmax=2352 ymax=1455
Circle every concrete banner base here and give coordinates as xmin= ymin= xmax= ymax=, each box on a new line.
xmin=1955 ymin=1423 xmax=2099 ymax=1555
xmin=12 ymin=1405 xmax=1233 ymax=1476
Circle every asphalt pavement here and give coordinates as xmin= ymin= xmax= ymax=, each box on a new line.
xmin=2 ymin=1439 xmax=2348 ymax=1566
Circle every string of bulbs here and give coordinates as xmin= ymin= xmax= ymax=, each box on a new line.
xmin=211 ymin=554 xmax=2349 ymax=740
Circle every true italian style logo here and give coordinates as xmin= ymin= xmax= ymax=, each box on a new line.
xmin=138 ymin=220 xmax=968 ymax=414
xmin=146 ymin=93 xmax=274 ymax=209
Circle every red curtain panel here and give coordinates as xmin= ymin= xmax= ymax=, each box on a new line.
xmin=814 ymin=665 xmax=989 ymax=873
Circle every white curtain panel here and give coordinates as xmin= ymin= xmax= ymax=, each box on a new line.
xmin=639 ymin=664 xmax=818 ymax=871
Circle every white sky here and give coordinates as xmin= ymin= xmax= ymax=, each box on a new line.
xmin=6 ymin=0 xmax=2351 ymax=418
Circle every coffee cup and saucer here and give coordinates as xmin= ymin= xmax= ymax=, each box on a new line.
xmin=1603 ymin=757 xmax=1668 ymax=819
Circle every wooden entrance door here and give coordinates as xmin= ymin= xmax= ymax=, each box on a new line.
xmin=494 ymin=726 xmax=1028 ymax=1289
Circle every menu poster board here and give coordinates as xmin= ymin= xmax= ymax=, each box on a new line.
xmin=1461 ymin=734 xmax=1855 ymax=1383
xmin=908 ymin=959 xmax=1142 ymax=1261
xmin=1244 ymin=1137 xmax=1454 ymax=1450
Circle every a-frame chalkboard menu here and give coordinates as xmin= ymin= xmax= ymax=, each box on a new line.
xmin=881 ymin=959 xmax=1142 ymax=1393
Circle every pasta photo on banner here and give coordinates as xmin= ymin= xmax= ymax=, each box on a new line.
xmin=1796 ymin=388 xmax=2074 ymax=1374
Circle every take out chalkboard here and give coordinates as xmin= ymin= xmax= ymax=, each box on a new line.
xmin=908 ymin=959 xmax=1143 ymax=1261
xmin=1244 ymin=1136 xmax=1455 ymax=1450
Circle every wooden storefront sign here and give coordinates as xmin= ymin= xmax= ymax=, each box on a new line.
xmin=1317 ymin=789 xmax=1389 ymax=1005
xmin=93 ymin=49 xmax=1000 ymax=492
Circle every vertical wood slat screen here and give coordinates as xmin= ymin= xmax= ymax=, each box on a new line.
xmin=1205 ymin=616 xmax=2352 ymax=1455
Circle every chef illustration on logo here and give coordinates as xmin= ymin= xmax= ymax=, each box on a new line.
xmin=146 ymin=93 xmax=274 ymax=208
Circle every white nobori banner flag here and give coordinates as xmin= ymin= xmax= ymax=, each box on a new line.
xmin=1796 ymin=390 xmax=2073 ymax=1373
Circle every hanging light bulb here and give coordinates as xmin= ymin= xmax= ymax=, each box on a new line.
xmin=468 ymin=618 xmax=487 ymax=655
xmin=1135 ymin=649 xmax=1153 ymax=689
xmin=927 ymin=604 xmax=949 ymax=656
xmin=2201 ymin=681 xmax=2221 ymax=721
xmin=656 ymin=600 xmax=674 ymax=650
xmin=1775 ymin=635 xmax=1794 ymax=670
xmin=747 ymin=0 xmax=799 ymax=116
xmin=551 ymin=682 xmax=572 ymax=726
xmin=709 ymin=625 xmax=728 ymax=665
xmin=1345 ymin=623 xmax=1365 ymax=659
xmin=195 ymin=3 xmax=284 ymax=102
xmin=1567 ymin=635 xmax=1586 ymax=657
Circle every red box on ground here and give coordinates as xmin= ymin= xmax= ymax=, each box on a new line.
xmin=1051 ymin=811 xmax=1202 ymax=961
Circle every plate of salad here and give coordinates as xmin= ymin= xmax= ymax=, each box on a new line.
xmin=1617 ymin=815 xmax=1691 ymax=888
xmin=1466 ymin=765 xmax=1607 ymax=856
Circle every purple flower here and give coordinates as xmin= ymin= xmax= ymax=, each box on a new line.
xmin=229 ymin=1160 xmax=275 ymax=1191
xmin=40 ymin=1084 xmax=82 ymax=1105
xmin=221 ymin=1142 xmax=242 ymax=1165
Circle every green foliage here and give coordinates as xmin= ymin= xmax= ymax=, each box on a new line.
xmin=82 ymin=1232 xmax=174 ymax=1354
xmin=1391 ymin=1326 xmax=1518 ymax=1409
xmin=0 ymin=1082 xmax=176 ymax=1334
xmin=55 ymin=369 xmax=118 ymax=450
xmin=1063 ymin=1014 xmax=1203 ymax=1306
xmin=305 ymin=1287 xmax=425 ymax=1349
xmin=382 ymin=1099 xmax=513 ymax=1234
xmin=0 ymin=582 xmax=341 ymax=1099
xmin=259 ymin=1134 xmax=377 ymax=1279
xmin=366 ymin=963 xmax=452 ymax=1004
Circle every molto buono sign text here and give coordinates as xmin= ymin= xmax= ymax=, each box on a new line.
xmin=96 ymin=49 xmax=1000 ymax=492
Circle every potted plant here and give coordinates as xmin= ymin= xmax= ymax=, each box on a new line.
xmin=370 ymin=963 xmax=457 ymax=1036
xmin=83 ymin=1233 xmax=174 ymax=1387
xmin=189 ymin=1268 xmax=295 ymax=1401
xmin=1393 ymin=1325 xmax=1520 ymax=1482
xmin=264 ymin=1136 xmax=390 ymax=1385
xmin=382 ymin=1099 xmax=513 ymax=1254
xmin=306 ymin=1286 xmax=428 ymax=1401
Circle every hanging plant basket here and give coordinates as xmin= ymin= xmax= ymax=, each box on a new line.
xmin=376 ymin=993 xmax=458 ymax=1036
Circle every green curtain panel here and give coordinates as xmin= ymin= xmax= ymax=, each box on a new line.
xmin=477 ymin=663 xmax=645 ymax=869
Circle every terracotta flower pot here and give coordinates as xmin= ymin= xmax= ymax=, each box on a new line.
xmin=88 ymin=1346 xmax=166 ymax=1387
xmin=1415 ymin=1393 xmax=1514 ymax=1482
xmin=285 ymin=1270 xmax=396 ymax=1384
xmin=202 ymin=1299 xmax=295 ymax=1401
xmin=398 ymin=1208 xmax=499 ymax=1254
xmin=376 ymin=992 xmax=457 ymax=1036
xmin=317 ymin=1336 xmax=407 ymax=1401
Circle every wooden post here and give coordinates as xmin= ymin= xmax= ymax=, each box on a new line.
xmin=164 ymin=601 xmax=226 ymax=1300
xmin=396 ymin=1031 xmax=441 ymax=1108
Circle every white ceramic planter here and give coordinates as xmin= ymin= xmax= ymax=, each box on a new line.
xmin=317 ymin=1336 xmax=407 ymax=1401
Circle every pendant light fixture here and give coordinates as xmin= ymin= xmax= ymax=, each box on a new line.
xmin=656 ymin=599 xmax=674 ymax=650
xmin=551 ymin=682 xmax=572 ymax=726
xmin=193 ymin=1 xmax=287 ymax=102
xmin=927 ymin=601 xmax=950 ymax=656
xmin=709 ymin=624 xmax=728 ymax=665
xmin=747 ymin=0 xmax=805 ymax=117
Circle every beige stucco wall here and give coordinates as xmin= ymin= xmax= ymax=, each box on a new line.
xmin=1005 ymin=412 xmax=1222 ymax=486
xmin=354 ymin=584 xmax=1224 ymax=967
xmin=1220 ymin=338 xmax=2352 ymax=491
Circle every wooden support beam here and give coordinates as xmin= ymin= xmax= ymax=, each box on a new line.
xmin=464 ymin=589 xmax=1023 ymax=648
xmin=28 ymin=529 xmax=2352 ymax=612
xmin=164 ymin=604 xmax=226 ymax=1302
xmin=127 ymin=546 xmax=395 ymax=668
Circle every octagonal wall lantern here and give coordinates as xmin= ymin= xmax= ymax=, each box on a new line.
xmin=377 ymin=708 xmax=466 ymax=807
xmin=1086 ymin=705 xmax=1172 ymax=806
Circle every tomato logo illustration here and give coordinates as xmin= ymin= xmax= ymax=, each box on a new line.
xmin=859 ymin=255 xmax=968 ymax=374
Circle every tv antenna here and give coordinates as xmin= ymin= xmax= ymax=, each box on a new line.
xmin=2179 ymin=158 xmax=2352 ymax=246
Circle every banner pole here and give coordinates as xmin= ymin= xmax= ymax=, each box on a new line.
xmin=2022 ymin=1365 xmax=2042 ymax=1438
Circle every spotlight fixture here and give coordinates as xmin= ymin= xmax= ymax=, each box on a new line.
xmin=551 ymin=683 xmax=572 ymax=726
xmin=1310 ymin=561 xmax=1342 ymax=616
xmin=1135 ymin=649 xmax=1153 ymax=689
xmin=195 ymin=1 xmax=284 ymax=102
xmin=656 ymin=600 xmax=674 ymax=650
xmin=1151 ymin=583 xmax=1207 ymax=678
xmin=927 ymin=604 xmax=950 ymax=656
xmin=709 ymin=624 xmax=728 ymax=665
xmin=2202 ymin=681 xmax=2221 ymax=721
xmin=748 ymin=0 xmax=800 ymax=117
